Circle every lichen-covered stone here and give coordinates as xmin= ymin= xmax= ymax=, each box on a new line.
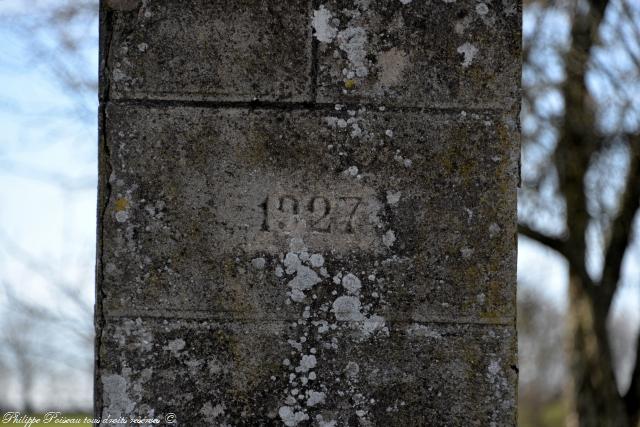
xmin=104 ymin=0 xmax=314 ymax=102
xmin=97 ymin=0 xmax=520 ymax=425
xmin=313 ymin=0 xmax=521 ymax=108
xmin=103 ymin=0 xmax=521 ymax=108
xmin=101 ymin=105 xmax=517 ymax=323
xmin=99 ymin=317 xmax=516 ymax=426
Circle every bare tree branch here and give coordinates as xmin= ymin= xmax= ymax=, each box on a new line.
xmin=625 ymin=332 xmax=640 ymax=425
xmin=599 ymin=139 xmax=640 ymax=309
xmin=518 ymin=223 xmax=567 ymax=255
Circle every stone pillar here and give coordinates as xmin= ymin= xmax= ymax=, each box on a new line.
xmin=96 ymin=1 xmax=520 ymax=425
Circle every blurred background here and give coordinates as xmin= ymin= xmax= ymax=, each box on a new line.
xmin=0 ymin=0 xmax=638 ymax=426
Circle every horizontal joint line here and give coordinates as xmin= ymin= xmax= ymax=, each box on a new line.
xmin=102 ymin=310 xmax=513 ymax=326
xmin=104 ymin=98 xmax=512 ymax=114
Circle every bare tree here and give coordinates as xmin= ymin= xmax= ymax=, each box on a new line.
xmin=0 ymin=0 xmax=98 ymax=412
xmin=1 ymin=313 xmax=38 ymax=414
xmin=518 ymin=284 xmax=567 ymax=426
xmin=519 ymin=0 xmax=640 ymax=425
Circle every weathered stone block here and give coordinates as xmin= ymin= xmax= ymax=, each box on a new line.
xmin=101 ymin=105 xmax=517 ymax=323
xmin=98 ymin=0 xmax=520 ymax=424
xmin=313 ymin=0 xmax=520 ymax=108
xmin=104 ymin=0 xmax=314 ymax=102
xmin=99 ymin=317 xmax=516 ymax=426
xmin=102 ymin=0 xmax=520 ymax=109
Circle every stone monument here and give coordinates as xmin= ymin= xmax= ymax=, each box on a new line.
xmin=96 ymin=0 xmax=520 ymax=425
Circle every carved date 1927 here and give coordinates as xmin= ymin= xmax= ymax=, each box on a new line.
xmin=259 ymin=195 xmax=363 ymax=234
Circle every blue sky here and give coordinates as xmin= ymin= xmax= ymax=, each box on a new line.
xmin=0 ymin=6 xmax=97 ymax=408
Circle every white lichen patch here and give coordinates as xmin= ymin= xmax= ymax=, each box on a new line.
xmin=382 ymin=230 xmax=396 ymax=248
xmin=276 ymin=238 xmax=386 ymax=420
xmin=488 ymin=359 xmax=501 ymax=377
xmin=345 ymin=361 xmax=360 ymax=377
xmin=112 ymin=67 xmax=129 ymax=82
xmin=114 ymin=197 xmax=131 ymax=222
xmin=502 ymin=0 xmax=518 ymax=16
xmin=312 ymin=5 xmax=338 ymax=43
xmin=477 ymin=293 xmax=486 ymax=304
xmin=460 ymin=247 xmax=474 ymax=259
xmin=464 ymin=207 xmax=474 ymax=223
xmin=393 ymin=151 xmax=413 ymax=169
xmin=283 ymin=247 xmax=324 ymax=302
xmin=341 ymin=273 xmax=362 ymax=294
xmin=314 ymin=320 xmax=330 ymax=334
xmin=296 ymin=354 xmax=318 ymax=373
xmin=284 ymin=252 xmax=301 ymax=273
xmin=288 ymin=264 xmax=322 ymax=293
xmin=350 ymin=122 xmax=363 ymax=138
xmin=343 ymin=165 xmax=359 ymax=177
xmin=279 ymin=406 xmax=309 ymax=426
xmin=407 ymin=324 xmax=442 ymax=339
xmin=290 ymin=289 xmax=305 ymax=303
xmin=200 ymin=402 xmax=225 ymax=421
xmin=101 ymin=374 xmax=136 ymax=419
xmin=324 ymin=116 xmax=339 ymax=128
xmin=317 ymin=416 xmax=338 ymax=427
xmin=476 ymin=2 xmax=489 ymax=15
xmin=457 ymin=42 xmax=479 ymax=68
xmin=251 ymin=257 xmax=266 ymax=270
xmin=117 ymin=319 xmax=154 ymax=353
xmin=288 ymin=339 xmax=304 ymax=352
xmin=306 ymin=391 xmax=326 ymax=407
xmin=360 ymin=314 xmax=387 ymax=338
xmin=310 ymin=254 xmax=325 ymax=268
xmin=332 ymin=296 xmax=364 ymax=321
xmin=115 ymin=210 xmax=129 ymax=223
xmin=386 ymin=191 xmax=401 ymax=205
xmin=337 ymin=26 xmax=369 ymax=78
xmin=489 ymin=223 xmax=501 ymax=238
xmin=163 ymin=338 xmax=186 ymax=356
xmin=275 ymin=265 xmax=284 ymax=277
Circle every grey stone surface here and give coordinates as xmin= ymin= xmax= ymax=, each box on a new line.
xmin=99 ymin=318 xmax=516 ymax=426
xmin=105 ymin=0 xmax=313 ymax=102
xmin=103 ymin=0 xmax=520 ymax=108
xmin=97 ymin=0 xmax=520 ymax=425
xmin=101 ymin=105 xmax=517 ymax=324
xmin=314 ymin=0 xmax=521 ymax=108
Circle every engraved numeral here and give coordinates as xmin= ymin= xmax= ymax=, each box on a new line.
xmin=259 ymin=196 xmax=269 ymax=231
xmin=277 ymin=195 xmax=299 ymax=230
xmin=308 ymin=197 xmax=331 ymax=232
xmin=339 ymin=197 xmax=362 ymax=234
xmin=259 ymin=194 xmax=364 ymax=234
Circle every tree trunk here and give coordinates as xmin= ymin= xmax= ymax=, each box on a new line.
xmin=567 ymin=270 xmax=629 ymax=427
